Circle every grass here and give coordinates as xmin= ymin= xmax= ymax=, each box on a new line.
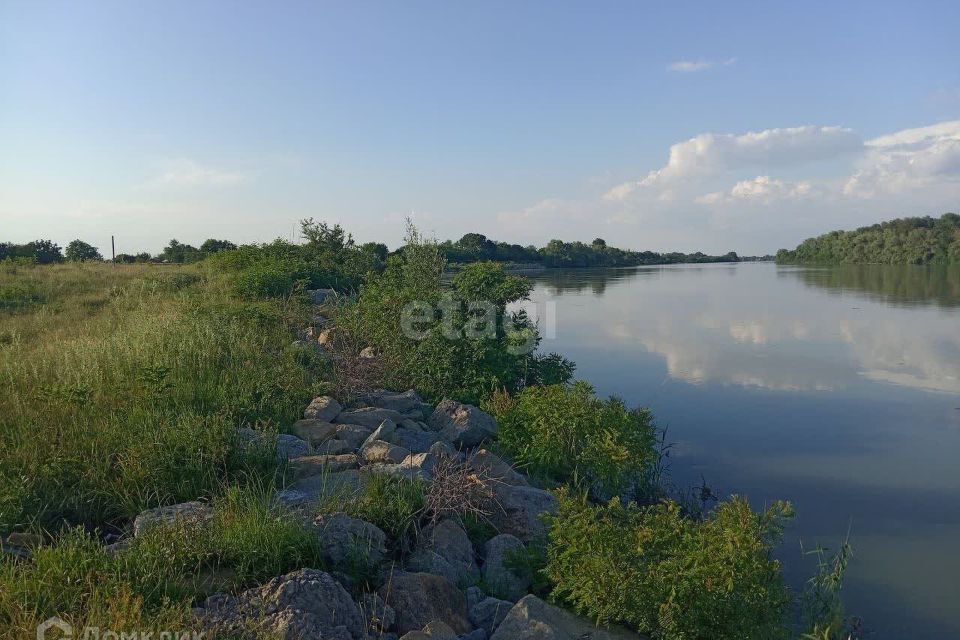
xmin=0 ymin=262 xmax=319 ymax=535
xmin=0 ymin=485 xmax=324 ymax=638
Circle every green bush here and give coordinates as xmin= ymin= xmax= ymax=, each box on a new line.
xmin=341 ymin=475 xmax=426 ymax=548
xmin=544 ymin=490 xmax=794 ymax=640
xmin=488 ymin=381 xmax=656 ymax=497
xmin=336 ymin=222 xmax=570 ymax=403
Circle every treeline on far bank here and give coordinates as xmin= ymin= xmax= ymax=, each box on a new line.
xmin=776 ymin=212 xmax=960 ymax=265
xmin=2 ymin=228 xmax=769 ymax=270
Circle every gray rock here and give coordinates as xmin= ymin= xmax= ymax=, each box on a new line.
xmin=361 ymin=439 xmax=412 ymax=465
xmin=429 ymin=440 xmax=458 ymax=458
xmin=469 ymin=597 xmax=513 ymax=635
xmin=362 ymin=463 xmax=429 ymax=482
xmin=357 ymin=389 xmax=428 ymax=415
xmin=288 ymin=454 xmax=359 ymax=479
xmin=428 ymin=401 xmax=497 ymax=448
xmin=337 ymin=407 xmax=407 ymax=428
xmin=490 ymin=595 xmax=644 ymax=640
xmin=406 ymin=550 xmax=462 ymax=588
xmin=316 ymin=439 xmax=354 ymax=456
xmin=361 ymin=418 xmax=398 ymax=449
xmin=313 ymin=512 xmax=387 ymax=572
xmin=470 ymin=450 xmax=527 ymax=486
xmin=304 ymin=396 xmax=343 ymax=421
xmin=423 ymin=520 xmax=478 ymax=582
xmin=277 ymin=434 xmax=310 ymax=461
xmin=399 ymin=620 xmax=459 ymax=640
xmin=465 ymin=587 xmax=485 ymax=611
xmin=291 ymin=419 xmax=338 ymax=447
xmin=133 ymin=501 xmax=211 ymax=537
xmin=489 ymin=484 xmax=557 ymax=541
xmin=400 ymin=452 xmax=438 ymax=477
xmin=197 ymin=568 xmax=365 ymax=640
xmin=306 ymin=288 xmax=335 ymax=305
xmin=460 ymin=631 xmax=488 ymax=640
xmin=359 ymin=592 xmax=395 ymax=633
xmin=394 ymin=427 xmax=441 ymax=453
xmin=275 ymin=470 xmax=365 ymax=507
xmin=378 ymin=572 xmax=471 ymax=635
xmin=335 ymin=423 xmax=376 ymax=449
xmin=482 ymin=534 xmax=529 ymax=602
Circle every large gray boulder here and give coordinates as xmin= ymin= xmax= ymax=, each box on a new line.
xmin=470 ymin=450 xmax=528 ymax=486
xmin=288 ymin=454 xmax=359 ymax=479
xmin=274 ymin=470 xmax=365 ymax=508
xmin=482 ymin=534 xmax=529 ymax=602
xmin=469 ymin=596 xmax=513 ymax=636
xmin=428 ymin=400 xmax=497 ymax=448
xmin=378 ymin=571 xmax=471 ymax=636
xmin=489 ymin=484 xmax=557 ymax=541
xmin=291 ymin=419 xmax=338 ymax=447
xmin=399 ymin=620 xmax=459 ymax=640
xmin=361 ymin=439 xmax=412 ymax=465
xmin=337 ymin=407 xmax=408 ymax=428
xmin=304 ymin=396 xmax=342 ymax=421
xmin=238 ymin=427 xmax=309 ymax=462
xmin=306 ymin=288 xmax=335 ymax=305
xmin=333 ymin=423 xmax=375 ymax=450
xmin=408 ymin=520 xmax=478 ymax=587
xmin=197 ymin=568 xmax=365 ymax=639
xmin=313 ymin=512 xmax=387 ymax=571
xmin=394 ymin=427 xmax=441 ymax=453
xmin=490 ymin=595 xmax=644 ymax=640
xmin=133 ymin=501 xmax=211 ymax=537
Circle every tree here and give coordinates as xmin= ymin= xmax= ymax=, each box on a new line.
xmin=65 ymin=240 xmax=103 ymax=262
xmin=161 ymin=239 xmax=203 ymax=264
xmin=27 ymin=240 xmax=64 ymax=264
xmin=300 ymin=219 xmax=352 ymax=251
xmin=200 ymin=239 xmax=237 ymax=254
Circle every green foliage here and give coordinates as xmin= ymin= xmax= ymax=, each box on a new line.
xmin=65 ymin=240 xmax=103 ymax=262
xmin=0 ymin=281 xmax=44 ymax=311
xmin=0 ymin=240 xmax=63 ymax=264
xmin=488 ymin=381 xmax=656 ymax=497
xmin=207 ymin=223 xmax=385 ymax=299
xmin=777 ymin=212 xmax=960 ymax=265
xmin=544 ymin=490 xmax=795 ymax=640
xmin=799 ymin=539 xmax=858 ymax=640
xmin=437 ymin=233 xmax=742 ymax=268
xmin=199 ymin=238 xmax=237 ymax=253
xmin=336 ymin=222 xmax=552 ymax=403
xmin=160 ymin=239 xmax=205 ymax=264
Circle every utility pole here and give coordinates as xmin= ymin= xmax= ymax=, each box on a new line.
xmin=111 ymin=235 xmax=115 ymax=262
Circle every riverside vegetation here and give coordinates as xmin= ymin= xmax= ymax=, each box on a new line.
xmin=1 ymin=221 xmax=856 ymax=640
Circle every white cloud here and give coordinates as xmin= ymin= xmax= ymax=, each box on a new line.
xmin=667 ymin=57 xmax=736 ymax=73
xmin=151 ymin=159 xmax=247 ymax=187
xmin=844 ymin=120 xmax=960 ymax=197
xmin=604 ymin=125 xmax=861 ymax=200
xmin=696 ymin=176 xmax=815 ymax=205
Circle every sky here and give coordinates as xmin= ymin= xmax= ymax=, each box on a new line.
xmin=2 ymin=0 xmax=959 ymax=255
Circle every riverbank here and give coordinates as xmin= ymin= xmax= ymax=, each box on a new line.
xmin=0 ymin=248 xmax=853 ymax=639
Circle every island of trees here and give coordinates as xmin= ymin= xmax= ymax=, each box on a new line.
xmin=776 ymin=212 xmax=960 ymax=265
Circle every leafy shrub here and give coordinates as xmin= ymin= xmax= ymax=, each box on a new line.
xmin=543 ymin=490 xmax=794 ymax=640
xmin=488 ymin=381 xmax=656 ymax=497
xmin=0 ymin=282 xmax=44 ymax=311
xmin=336 ymin=222 xmax=568 ymax=403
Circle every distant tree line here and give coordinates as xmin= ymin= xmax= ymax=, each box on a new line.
xmin=0 ymin=237 xmax=240 ymax=265
xmin=437 ymin=233 xmax=744 ymax=268
xmin=776 ymin=212 xmax=960 ymax=265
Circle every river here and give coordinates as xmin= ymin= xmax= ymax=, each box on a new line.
xmin=523 ymin=262 xmax=960 ymax=639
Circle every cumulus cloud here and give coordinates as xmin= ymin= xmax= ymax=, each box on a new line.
xmin=844 ymin=120 xmax=960 ymax=197
xmin=152 ymin=159 xmax=247 ymax=187
xmin=696 ymin=176 xmax=815 ymax=205
xmin=604 ymin=125 xmax=861 ymax=200
xmin=667 ymin=58 xmax=736 ymax=73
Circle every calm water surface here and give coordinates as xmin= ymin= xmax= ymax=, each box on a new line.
xmin=524 ymin=263 xmax=960 ymax=640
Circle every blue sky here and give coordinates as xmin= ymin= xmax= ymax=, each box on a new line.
xmin=2 ymin=0 xmax=959 ymax=254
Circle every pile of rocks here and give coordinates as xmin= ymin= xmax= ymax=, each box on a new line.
xmin=135 ymin=386 xmax=645 ymax=639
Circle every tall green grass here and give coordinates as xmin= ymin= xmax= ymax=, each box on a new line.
xmin=0 ymin=263 xmax=317 ymax=534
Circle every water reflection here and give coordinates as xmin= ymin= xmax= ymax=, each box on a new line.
xmin=782 ymin=263 xmax=960 ymax=309
xmin=526 ymin=264 xmax=960 ymax=395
